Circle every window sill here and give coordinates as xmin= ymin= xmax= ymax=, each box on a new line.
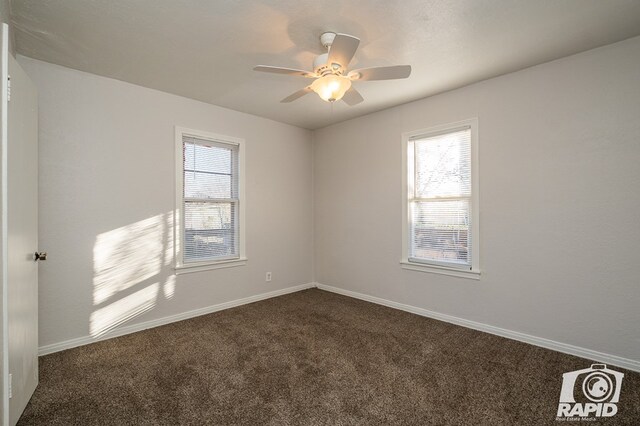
xmin=400 ymin=261 xmax=480 ymax=280
xmin=175 ymin=258 xmax=247 ymax=275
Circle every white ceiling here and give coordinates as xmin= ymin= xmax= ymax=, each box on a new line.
xmin=10 ymin=0 xmax=640 ymax=129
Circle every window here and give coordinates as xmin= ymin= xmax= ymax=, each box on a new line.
xmin=401 ymin=119 xmax=479 ymax=279
xmin=175 ymin=127 xmax=246 ymax=272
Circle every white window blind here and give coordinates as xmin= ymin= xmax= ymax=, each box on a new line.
xmin=182 ymin=135 xmax=239 ymax=263
xmin=408 ymin=127 xmax=472 ymax=269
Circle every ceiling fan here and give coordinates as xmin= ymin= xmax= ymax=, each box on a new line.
xmin=254 ymin=32 xmax=411 ymax=105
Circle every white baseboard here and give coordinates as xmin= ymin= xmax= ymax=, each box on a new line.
xmin=40 ymin=281 xmax=640 ymax=373
xmin=315 ymin=283 xmax=640 ymax=373
xmin=39 ymin=283 xmax=315 ymax=356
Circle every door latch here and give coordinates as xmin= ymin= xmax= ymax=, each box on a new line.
xmin=34 ymin=251 xmax=47 ymax=261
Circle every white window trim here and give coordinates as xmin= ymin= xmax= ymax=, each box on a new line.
xmin=400 ymin=118 xmax=480 ymax=280
xmin=174 ymin=126 xmax=247 ymax=273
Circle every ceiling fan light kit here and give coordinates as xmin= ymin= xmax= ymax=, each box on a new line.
xmin=254 ymin=31 xmax=412 ymax=105
xmin=310 ymin=74 xmax=352 ymax=102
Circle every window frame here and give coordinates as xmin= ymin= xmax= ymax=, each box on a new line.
xmin=401 ymin=118 xmax=480 ymax=280
xmin=174 ymin=127 xmax=246 ymax=274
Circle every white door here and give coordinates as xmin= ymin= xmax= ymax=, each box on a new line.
xmin=1 ymin=23 xmax=39 ymax=426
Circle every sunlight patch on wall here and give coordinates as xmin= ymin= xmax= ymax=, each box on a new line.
xmin=163 ymin=275 xmax=176 ymax=299
xmin=165 ymin=211 xmax=174 ymax=266
xmin=90 ymin=283 xmax=159 ymax=337
xmin=93 ymin=214 xmax=166 ymax=305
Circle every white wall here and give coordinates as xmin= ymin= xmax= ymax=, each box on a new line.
xmin=0 ymin=0 xmax=13 ymax=55
xmin=0 ymin=0 xmax=7 ymax=23
xmin=0 ymin=0 xmax=9 ymax=26
xmin=18 ymin=56 xmax=313 ymax=348
xmin=16 ymin=35 xmax=640 ymax=364
xmin=314 ymin=36 xmax=640 ymax=363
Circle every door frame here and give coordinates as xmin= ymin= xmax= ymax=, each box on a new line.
xmin=1 ymin=21 xmax=11 ymax=426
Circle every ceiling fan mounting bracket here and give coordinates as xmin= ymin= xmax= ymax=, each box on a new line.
xmin=320 ymin=32 xmax=337 ymax=49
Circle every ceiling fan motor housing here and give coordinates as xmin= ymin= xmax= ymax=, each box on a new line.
xmin=314 ymin=32 xmax=345 ymax=76
xmin=313 ymin=53 xmax=332 ymax=75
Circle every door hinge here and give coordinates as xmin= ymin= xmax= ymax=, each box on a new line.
xmin=8 ymin=373 xmax=12 ymax=398
xmin=7 ymin=75 xmax=10 ymax=102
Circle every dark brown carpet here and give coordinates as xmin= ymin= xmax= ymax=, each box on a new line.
xmin=18 ymin=289 xmax=640 ymax=425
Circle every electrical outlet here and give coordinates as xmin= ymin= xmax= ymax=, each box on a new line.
xmin=265 ymin=272 xmax=272 ymax=282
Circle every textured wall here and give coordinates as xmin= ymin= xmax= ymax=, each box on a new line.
xmin=314 ymin=36 xmax=640 ymax=362
xmin=19 ymin=56 xmax=313 ymax=347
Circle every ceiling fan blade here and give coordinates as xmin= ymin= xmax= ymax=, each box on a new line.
xmin=342 ymin=88 xmax=364 ymax=106
xmin=281 ymin=87 xmax=313 ymax=103
xmin=327 ymin=33 xmax=360 ymax=69
xmin=349 ymin=65 xmax=411 ymax=81
xmin=254 ymin=65 xmax=316 ymax=78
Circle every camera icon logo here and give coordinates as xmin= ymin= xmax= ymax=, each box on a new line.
xmin=557 ymin=364 xmax=624 ymax=419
